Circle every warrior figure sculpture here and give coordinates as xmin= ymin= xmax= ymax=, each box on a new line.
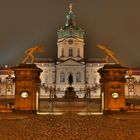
xmin=97 ymin=44 xmax=119 ymax=64
xmin=22 ymin=45 xmax=45 ymax=64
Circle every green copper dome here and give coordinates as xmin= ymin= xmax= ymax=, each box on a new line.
xmin=57 ymin=4 xmax=84 ymax=39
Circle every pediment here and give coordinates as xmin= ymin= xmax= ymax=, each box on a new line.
xmin=57 ymin=59 xmax=84 ymax=66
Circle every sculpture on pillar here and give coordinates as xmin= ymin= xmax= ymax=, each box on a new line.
xmin=68 ymin=74 xmax=73 ymax=86
xmin=22 ymin=45 xmax=45 ymax=64
xmin=97 ymin=44 xmax=120 ymax=64
xmin=69 ymin=3 xmax=73 ymax=11
xmin=64 ymin=73 xmax=77 ymax=99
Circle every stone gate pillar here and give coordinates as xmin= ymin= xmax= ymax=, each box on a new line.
xmin=12 ymin=64 xmax=42 ymax=112
xmin=98 ymin=64 xmax=128 ymax=112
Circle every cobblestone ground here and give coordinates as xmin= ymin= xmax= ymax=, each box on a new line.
xmin=0 ymin=113 xmax=139 ymax=140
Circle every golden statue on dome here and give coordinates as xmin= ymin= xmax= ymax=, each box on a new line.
xmin=22 ymin=45 xmax=45 ymax=64
xmin=69 ymin=3 xmax=73 ymax=11
xmin=97 ymin=44 xmax=120 ymax=64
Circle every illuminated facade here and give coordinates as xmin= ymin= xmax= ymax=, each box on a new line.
xmin=35 ymin=5 xmax=105 ymax=97
xmin=0 ymin=5 xmax=140 ymax=99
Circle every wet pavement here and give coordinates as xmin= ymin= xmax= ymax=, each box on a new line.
xmin=0 ymin=112 xmax=139 ymax=140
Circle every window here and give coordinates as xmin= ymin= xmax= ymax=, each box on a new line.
xmin=69 ymin=48 xmax=73 ymax=56
xmin=76 ymin=72 xmax=81 ymax=83
xmin=6 ymin=85 xmax=13 ymax=94
xmin=60 ymin=72 xmax=65 ymax=82
xmin=93 ymin=77 xmax=96 ymax=84
xmin=86 ymin=72 xmax=89 ymax=83
xmin=45 ymin=76 xmax=48 ymax=84
xmin=62 ymin=48 xmax=64 ymax=57
xmin=78 ymin=48 xmax=80 ymax=57
xmin=68 ymin=72 xmax=73 ymax=78
xmin=52 ymin=74 xmax=55 ymax=84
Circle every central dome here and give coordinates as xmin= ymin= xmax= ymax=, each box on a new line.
xmin=57 ymin=4 xmax=84 ymax=39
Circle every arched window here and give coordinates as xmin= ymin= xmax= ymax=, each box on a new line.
xmin=86 ymin=72 xmax=89 ymax=84
xmin=69 ymin=48 xmax=73 ymax=56
xmin=78 ymin=48 xmax=80 ymax=57
xmin=76 ymin=72 xmax=81 ymax=83
xmin=60 ymin=72 xmax=65 ymax=82
xmin=52 ymin=74 xmax=55 ymax=84
xmin=61 ymin=48 xmax=64 ymax=57
xmin=68 ymin=72 xmax=73 ymax=77
xmin=45 ymin=76 xmax=48 ymax=84
xmin=6 ymin=85 xmax=13 ymax=94
xmin=93 ymin=77 xmax=96 ymax=85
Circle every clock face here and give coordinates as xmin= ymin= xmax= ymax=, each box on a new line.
xmin=21 ymin=91 xmax=29 ymax=98
xmin=68 ymin=39 xmax=73 ymax=45
xmin=112 ymin=92 xmax=119 ymax=99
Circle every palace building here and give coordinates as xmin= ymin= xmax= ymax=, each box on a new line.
xmin=35 ymin=5 xmax=105 ymax=97
xmin=0 ymin=5 xmax=140 ymax=99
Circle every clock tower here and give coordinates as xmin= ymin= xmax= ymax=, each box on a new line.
xmin=57 ymin=4 xmax=84 ymax=61
xmin=56 ymin=4 xmax=85 ymax=90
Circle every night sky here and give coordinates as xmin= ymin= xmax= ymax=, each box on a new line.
xmin=0 ymin=0 xmax=140 ymax=67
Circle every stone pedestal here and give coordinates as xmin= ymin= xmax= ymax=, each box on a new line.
xmin=64 ymin=87 xmax=78 ymax=99
xmin=98 ymin=64 xmax=128 ymax=112
xmin=12 ymin=64 xmax=42 ymax=112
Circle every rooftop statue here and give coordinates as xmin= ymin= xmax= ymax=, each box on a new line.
xmin=22 ymin=45 xmax=45 ymax=64
xmin=97 ymin=44 xmax=120 ymax=64
xmin=69 ymin=3 xmax=73 ymax=12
